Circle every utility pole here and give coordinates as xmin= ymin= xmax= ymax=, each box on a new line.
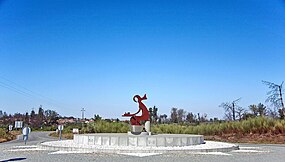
xmin=231 ymin=98 xmax=241 ymax=121
xmin=232 ymin=102 xmax=236 ymax=121
xmin=81 ymin=108 xmax=85 ymax=120
xmin=81 ymin=108 xmax=86 ymax=134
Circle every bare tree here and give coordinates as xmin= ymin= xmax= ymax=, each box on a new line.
xmin=262 ymin=81 xmax=285 ymax=118
xmin=235 ymin=106 xmax=245 ymax=121
xmin=219 ymin=98 xmax=241 ymax=121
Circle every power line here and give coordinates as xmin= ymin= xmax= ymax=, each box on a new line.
xmin=0 ymin=76 xmax=60 ymax=104
xmin=0 ymin=81 xmax=35 ymax=98
xmin=0 ymin=75 xmax=70 ymax=111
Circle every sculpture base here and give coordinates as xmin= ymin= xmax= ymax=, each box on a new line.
xmin=73 ymin=133 xmax=204 ymax=147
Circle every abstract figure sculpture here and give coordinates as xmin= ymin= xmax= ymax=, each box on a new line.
xmin=122 ymin=94 xmax=150 ymax=126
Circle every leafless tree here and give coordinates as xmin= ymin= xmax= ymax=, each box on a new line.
xmin=219 ymin=98 xmax=241 ymax=121
xmin=235 ymin=106 xmax=245 ymax=121
xmin=262 ymin=81 xmax=285 ymax=118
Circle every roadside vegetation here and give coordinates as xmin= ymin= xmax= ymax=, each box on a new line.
xmin=50 ymin=117 xmax=285 ymax=144
xmin=152 ymin=117 xmax=285 ymax=144
xmin=0 ymin=128 xmax=20 ymax=143
xmin=152 ymin=117 xmax=285 ymax=135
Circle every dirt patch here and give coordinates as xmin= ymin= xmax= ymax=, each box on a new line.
xmin=0 ymin=138 xmax=8 ymax=143
xmin=205 ymin=133 xmax=285 ymax=144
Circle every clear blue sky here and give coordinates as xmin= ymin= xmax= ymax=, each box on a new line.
xmin=1 ymin=0 xmax=285 ymax=119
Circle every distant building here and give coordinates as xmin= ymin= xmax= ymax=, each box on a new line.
xmin=57 ymin=117 xmax=76 ymax=124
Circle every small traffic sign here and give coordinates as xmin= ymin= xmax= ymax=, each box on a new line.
xmin=15 ymin=121 xmax=23 ymax=129
xmin=8 ymin=125 xmax=13 ymax=131
xmin=58 ymin=125 xmax=64 ymax=140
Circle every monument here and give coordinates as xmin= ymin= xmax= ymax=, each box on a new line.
xmin=41 ymin=94 xmax=239 ymax=153
xmin=72 ymin=94 xmax=205 ymax=147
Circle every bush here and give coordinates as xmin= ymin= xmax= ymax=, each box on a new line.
xmin=0 ymin=128 xmax=15 ymax=142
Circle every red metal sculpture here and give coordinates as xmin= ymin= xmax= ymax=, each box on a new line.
xmin=122 ymin=94 xmax=150 ymax=125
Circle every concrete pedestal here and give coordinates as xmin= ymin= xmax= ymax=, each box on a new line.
xmin=73 ymin=133 xmax=204 ymax=147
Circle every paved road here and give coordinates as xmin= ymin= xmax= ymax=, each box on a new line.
xmin=1 ymin=132 xmax=285 ymax=162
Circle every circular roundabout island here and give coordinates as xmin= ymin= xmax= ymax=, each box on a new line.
xmin=41 ymin=95 xmax=239 ymax=154
xmin=40 ymin=133 xmax=239 ymax=154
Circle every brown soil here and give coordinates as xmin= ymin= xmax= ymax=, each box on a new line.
xmin=205 ymin=133 xmax=285 ymax=144
xmin=0 ymin=138 xmax=7 ymax=143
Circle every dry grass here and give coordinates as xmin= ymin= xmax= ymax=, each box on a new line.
xmin=49 ymin=117 xmax=285 ymax=144
xmin=0 ymin=129 xmax=21 ymax=143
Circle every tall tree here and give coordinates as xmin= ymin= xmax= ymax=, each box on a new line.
xmin=94 ymin=114 xmax=102 ymax=121
xmin=149 ymin=106 xmax=158 ymax=124
xmin=24 ymin=112 xmax=29 ymax=125
xmin=200 ymin=113 xmax=208 ymax=122
xmin=170 ymin=108 xmax=178 ymax=123
xmin=30 ymin=109 xmax=36 ymax=119
xmin=249 ymin=104 xmax=258 ymax=116
xmin=37 ymin=105 xmax=44 ymax=127
xmin=186 ymin=112 xmax=196 ymax=123
xmin=30 ymin=109 xmax=37 ymax=127
xmin=0 ymin=110 xmax=3 ymax=119
xmin=257 ymin=103 xmax=267 ymax=116
xmin=262 ymin=81 xmax=285 ymax=118
xmin=177 ymin=109 xmax=186 ymax=123
xmin=44 ymin=109 xmax=59 ymax=125
xmin=159 ymin=114 xmax=167 ymax=124
xmin=38 ymin=105 xmax=44 ymax=120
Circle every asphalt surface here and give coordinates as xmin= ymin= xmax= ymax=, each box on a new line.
xmin=1 ymin=132 xmax=285 ymax=162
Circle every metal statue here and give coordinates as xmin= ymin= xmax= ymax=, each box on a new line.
xmin=122 ymin=94 xmax=150 ymax=126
